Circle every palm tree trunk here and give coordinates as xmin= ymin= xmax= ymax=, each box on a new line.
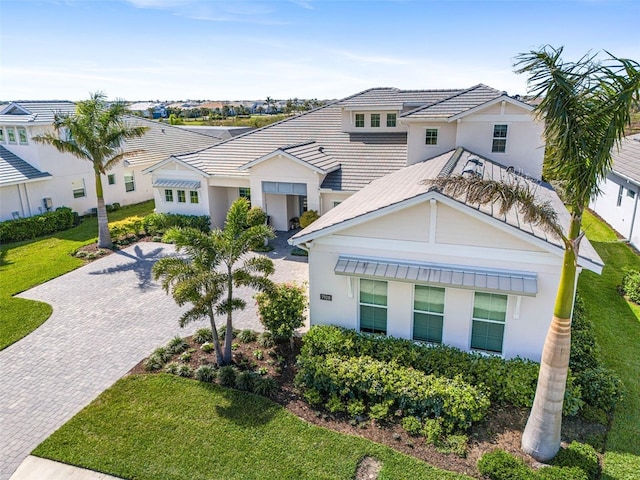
xmin=208 ymin=306 xmax=224 ymax=366
xmin=521 ymin=214 xmax=581 ymax=461
xmin=223 ymin=266 xmax=234 ymax=365
xmin=95 ymin=172 xmax=112 ymax=249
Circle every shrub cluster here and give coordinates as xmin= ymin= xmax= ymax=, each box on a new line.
xmin=142 ymin=212 xmax=210 ymax=236
xmin=621 ymin=269 xmax=640 ymax=304
xmin=108 ymin=216 xmax=144 ymax=241
xmin=256 ymin=282 xmax=307 ymax=343
xmin=301 ymin=326 xmax=582 ymax=416
xmin=299 ymin=210 xmax=319 ymax=228
xmin=295 ymin=353 xmax=490 ymax=433
xmin=0 ymin=207 xmax=77 ymax=243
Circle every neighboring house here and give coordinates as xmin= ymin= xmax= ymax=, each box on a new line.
xmin=128 ymin=102 xmax=167 ymax=119
xmin=145 ymin=84 xmax=545 ymax=230
xmin=289 ymin=148 xmax=603 ymax=362
xmin=590 ymin=134 xmax=640 ymax=248
xmin=0 ymin=101 xmax=219 ymax=221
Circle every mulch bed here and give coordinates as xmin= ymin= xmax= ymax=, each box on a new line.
xmin=128 ymin=335 xmax=608 ymax=479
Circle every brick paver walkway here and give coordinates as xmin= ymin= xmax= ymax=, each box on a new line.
xmin=0 ymin=240 xmax=307 ymax=479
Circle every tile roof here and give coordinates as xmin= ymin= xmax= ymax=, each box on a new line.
xmin=336 ymin=87 xmax=464 ymax=108
xmin=0 ymin=101 xmax=76 ymax=124
xmin=292 ymin=148 xmax=603 ymax=271
xmin=0 ymin=145 xmax=51 ymax=186
xmin=241 ymin=141 xmax=340 ymax=173
xmin=401 ymin=84 xmax=504 ymax=119
xmin=611 ymin=134 xmax=640 ymax=184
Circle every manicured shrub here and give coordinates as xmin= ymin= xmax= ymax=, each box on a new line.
xmin=237 ymin=329 xmax=257 ymax=343
xmin=176 ymin=364 xmax=193 ymax=378
xmin=303 ymin=388 xmax=323 ymax=406
xmin=422 ymin=418 xmax=444 ymax=445
xmin=109 ymin=216 xmax=144 ymax=240
xmin=218 ymin=365 xmax=237 ymax=387
xmin=401 ymin=416 xmax=422 ymax=436
xmin=164 ymin=362 xmax=181 ymax=375
xmin=551 ymin=441 xmax=600 ymax=480
xmin=299 ymin=210 xmax=319 ymax=228
xmin=253 ymin=376 xmax=278 ymax=397
xmin=347 ymin=398 xmax=366 ymax=417
xmin=193 ymin=328 xmax=213 ymax=344
xmin=257 ymin=331 xmax=275 ymax=348
xmin=0 ymin=207 xmax=77 ymax=243
xmin=235 ymin=371 xmax=256 ymax=391
xmin=436 ymin=434 xmax=468 ymax=457
xmin=326 ymin=394 xmax=346 ymax=414
xmin=246 ymin=206 xmax=267 ymax=227
xmin=477 ymin=450 xmax=533 ymax=480
xmin=621 ymin=269 xmax=640 ymax=303
xmin=256 ymin=282 xmax=307 ymax=343
xmin=201 ymin=342 xmax=215 ymax=353
xmin=180 ymin=351 xmax=193 ymax=363
xmin=574 ymin=366 xmax=624 ymax=414
xmin=194 ymin=365 xmax=217 ymax=383
xmin=152 ymin=346 xmax=172 ymax=363
xmin=143 ymin=212 xmax=210 ymax=236
xmin=166 ymin=336 xmax=189 ymax=354
xmin=143 ymin=354 xmax=165 ymax=371
xmin=536 ymin=466 xmax=588 ymax=480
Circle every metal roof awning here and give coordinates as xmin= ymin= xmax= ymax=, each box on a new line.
xmin=334 ymin=256 xmax=538 ymax=296
xmin=153 ymin=179 xmax=201 ymax=189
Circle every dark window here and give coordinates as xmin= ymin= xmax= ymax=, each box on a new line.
xmin=359 ymin=279 xmax=387 ymax=335
xmin=492 ymin=124 xmax=508 ymax=153
xmin=124 ymin=173 xmax=135 ymax=192
xmin=165 ymin=189 xmax=173 ymax=202
xmin=425 ymin=128 xmax=438 ymax=145
xmin=471 ymin=292 xmax=507 ymax=353
xmin=386 ymin=113 xmax=397 ymax=127
xmin=355 ymin=113 xmax=365 ymax=128
xmin=370 ymin=113 xmax=381 ymax=127
xmin=413 ymin=286 xmax=445 ymax=343
xmin=107 ymin=174 xmax=116 ymax=185
xmin=177 ymin=190 xmax=186 ymax=203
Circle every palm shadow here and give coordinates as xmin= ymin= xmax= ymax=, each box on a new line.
xmin=88 ymin=244 xmax=166 ymax=290
xmin=198 ymin=382 xmax=280 ymax=427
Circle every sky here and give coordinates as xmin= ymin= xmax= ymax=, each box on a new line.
xmin=1 ymin=0 xmax=638 ymax=102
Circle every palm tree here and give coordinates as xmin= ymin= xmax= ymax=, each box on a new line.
xmin=427 ymin=46 xmax=639 ymax=461
xmin=153 ymin=198 xmax=275 ymax=365
xmin=33 ymin=92 xmax=148 ymax=248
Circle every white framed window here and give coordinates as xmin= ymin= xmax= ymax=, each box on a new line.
xmin=7 ymin=127 xmax=16 ymax=144
xmin=370 ymin=113 xmax=381 ymax=128
xmin=124 ymin=173 xmax=135 ymax=192
xmin=107 ymin=174 xmax=116 ymax=185
xmin=471 ymin=292 xmax=507 ymax=354
xmin=359 ymin=279 xmax=387 ymax=335
xmin=355 ymin=113 xmax=365 ymax=128
xmin=492 ymin=124 xmax=508 ymax=153
xmin=190 ymin=190 xmax=199 ymax=204
xmin=164 ymin=189 xmax=173 ymax=202
xmin=71 ymin=179 xmax=86 ymax=198
xmin=17 ymin=127 xmax=28 ymax=145
xmin=239 ymin=187 xmax=251 ymax=206
xmin=413 ymin=286 xmax=445 ymax=343
xmin=177 ymin=190 xmax=186 ymax=203
xmin=617 ymin=185 xmax=624 ymax=206
xmin=386 ymin=113 xmax=396 ymax=127
xmin=0 ymin=128 xmax=5 ymax=143
xmin=425 ymin=128 xmax=438 ymax=145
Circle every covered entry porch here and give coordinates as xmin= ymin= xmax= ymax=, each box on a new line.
xmin=261 ymin=181 xmax=308 ymax=231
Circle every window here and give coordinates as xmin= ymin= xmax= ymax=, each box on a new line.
xmin=628 ymin=189 xmax=636 ymax=199
xmin=17 ymin=127 xmax=28 ymax=145
xmin=239 ymin=187 xmax=251 ymax=206
xmin=177 ymin=190 xmax=186 ymax=203
xmin=492 ymin=124 xmax=508 ymax=153
xmin=355 ymin=113 xmax=365 ymax=128
xmin=413 ymin=286 xmax=445 ymax=343
xmin=107 ymin=174 xmax=116 ymax=185
xmin=386 ymin=113 xmax=397 ymax=127
xmin=190 ymin=190 xmax=199 ymax=204
xmin=0 ymin=128 xmax=5 ymax=143
xmin=425 ymin=128 xmax=438 ymax=145
xmin=370 ymin=113 xmax=381 ymax=127
xmin=124 ymin=173 xmax=135 ymax=192
xmin=7 ymin=127 xmax=16 ymax=144
xmin=359 ymin=279 xmax=387 ymax=335
xmin=471 ymin=292 xmax=507 ymax=353
xmin=164 ymin=189 xmax=174 ymax=202
xmin=71 ymin=179 xmax=86 ymax=198
xmin=333 ymin=201 xmax=342 ymax=208
xmin=617 ymin=185 xmax=624 ymax=206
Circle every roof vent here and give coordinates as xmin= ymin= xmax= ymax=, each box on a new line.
xmin=161 ymin=128 xmax=165 ymax=133
xmin=462 ymin=157 xmax=484 ymax=177
xmin=318 ymin=146 xmax=324 ymax=153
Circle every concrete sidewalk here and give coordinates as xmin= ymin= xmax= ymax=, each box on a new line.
xmin=10 ymin=456 xmax=122 ymax=480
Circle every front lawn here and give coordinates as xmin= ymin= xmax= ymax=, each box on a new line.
xmin=0 ymin=201 xmax=154 ymax=350
xmin=33 ymin=374 xmax=470 ymax=480
xmin=578 ymin=210 xmax=640 ymax=479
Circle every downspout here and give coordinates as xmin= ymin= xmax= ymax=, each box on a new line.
xmin=24 ymin=183 xmax=33 ymax=216
xmin=627 ymin=183 xmax=639 ymax=244
xmin=17 ymin=184 xmax=26 ymax=217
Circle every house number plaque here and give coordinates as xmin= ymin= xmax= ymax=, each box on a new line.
xmin=320 ymin=294 xmax=332 ymax=301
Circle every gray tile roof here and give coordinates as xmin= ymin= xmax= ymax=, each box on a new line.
xmin=611 ymin=134 xmax=640 ymax=184
xmin=292 ymin=148 xmax=603 ymax=271
xmin=401 ymin=84 xmax=504 ymax=119
xmin=336 ymin=87 xmax=464 ymax=108
xmin=244 ymin=141 xmax=340 ymax=173
xmin=0 ymin=101 xmax=76 ymax=124
xmin=0 ymin=145 xmax=51 ymax=186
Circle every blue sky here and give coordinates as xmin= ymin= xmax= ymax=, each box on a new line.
xmin=1 ymin=0 xmax=637 ymax=101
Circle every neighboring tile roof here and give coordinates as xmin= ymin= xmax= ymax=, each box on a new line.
xmin=0 ymin=145 xmax=51 ymax=186
xmin=336 ymin=87 xmax=463 ymax=108
xmin=121 ymin=116 xmax=221 ymax=167
xmin=292 ymin=148 xmax=603 ymax=271
xmin=242 ymin=141 xmax=340 ymax=173
xmin=611 ymin=134 xmax=640 ymax=184
xmin=401 ymin=84 xmax=504 ymax=119
xmin=0 ymin=101 xmax=76 ymax=124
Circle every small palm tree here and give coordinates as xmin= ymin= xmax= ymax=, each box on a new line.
xmin=427 ymin=46 xmax=639 ymax=461
xmin=153 ymin=198 xmax=275 ymax=365
xmin=33 ymin=92 xmax=148 ymax=248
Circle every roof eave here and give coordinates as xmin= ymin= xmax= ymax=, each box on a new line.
xmin=448 ymin=95 xmax=534 ymax=122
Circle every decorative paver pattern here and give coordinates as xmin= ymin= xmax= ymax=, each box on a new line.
xmin=0 ymin=241 xmax=307 ymax=479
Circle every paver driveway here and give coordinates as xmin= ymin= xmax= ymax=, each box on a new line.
xmin=0 ymin=241 xmax=307 ymax=479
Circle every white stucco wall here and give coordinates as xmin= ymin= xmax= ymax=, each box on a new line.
xmin=148 ymin=162 xmax=210 ymax=218
xmin=405 ymin=122 xmax=458 ymax=165
xmin=590 ymin=174 xmax=640 ymax=248
xmin=341 ymin=108 xmax=406 ymax=133
xmin=319 ymin=191 xmax=353 ymax=215
xmin=301 ymin=197 xmax=565 ymax=362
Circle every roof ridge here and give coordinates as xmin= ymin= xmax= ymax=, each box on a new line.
xmin=280 ymin=140 xmax=316 ymax=150
xmin=400 ymin=84 xmax=487 ymax=116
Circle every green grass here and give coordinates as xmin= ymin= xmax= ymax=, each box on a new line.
xmin=33 ymin=374 xmax=470 ymax=480
xmin=0 ymin=201 xmax=154 ymax=350
xmin=579 ymin=210 xmax=640 ymax=479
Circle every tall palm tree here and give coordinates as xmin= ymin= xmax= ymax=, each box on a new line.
xmin=153 ymin=198 xmax=275 ymax=365
xmin=428 ymin=46 xmax=639 ymax=461
xmin=34 ymin=92 xmax=148 ymax=248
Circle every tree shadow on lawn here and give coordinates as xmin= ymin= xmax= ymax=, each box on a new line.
xmin=199 ymin=382 xmax=281 ymax=427
xmin=88 ymin=245 xmax=166 ymax=290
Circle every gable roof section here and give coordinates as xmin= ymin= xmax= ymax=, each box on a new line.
xmin=0 ymin=101 xmax=76 ymax=124
xmin=611 ymin=134 xmax=640 ymax=184
xmin=239 ymin=141 xmax=340 ymax=174
xmin=291 ymin=147 xmax=603 ymax=273
xmin=337 ymin=87 xmax=464 ymax=109
xmin=0 ymin=146 xmax=51 ymax=186
xmin=401 ymin=84 xmax=504 ymax=120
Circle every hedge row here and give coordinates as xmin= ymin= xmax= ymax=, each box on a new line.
xmin=301 ymin=325 xmax=583 ymax=416
xmin=295 ymin=354 xmax=490 ymax=433
xmin=107 ymin=213 xmax=211 ymax=241
xmin=0 ymin=207 xmax=78 ymax=243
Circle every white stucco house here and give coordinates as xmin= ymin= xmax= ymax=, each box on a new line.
xmin=590 ymin=134 xmax=640 ymax=248
xmin=0 ymin=101 xmax=219 ymax=221
xmin=143 ymin=84 xmax=603 ymax=361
